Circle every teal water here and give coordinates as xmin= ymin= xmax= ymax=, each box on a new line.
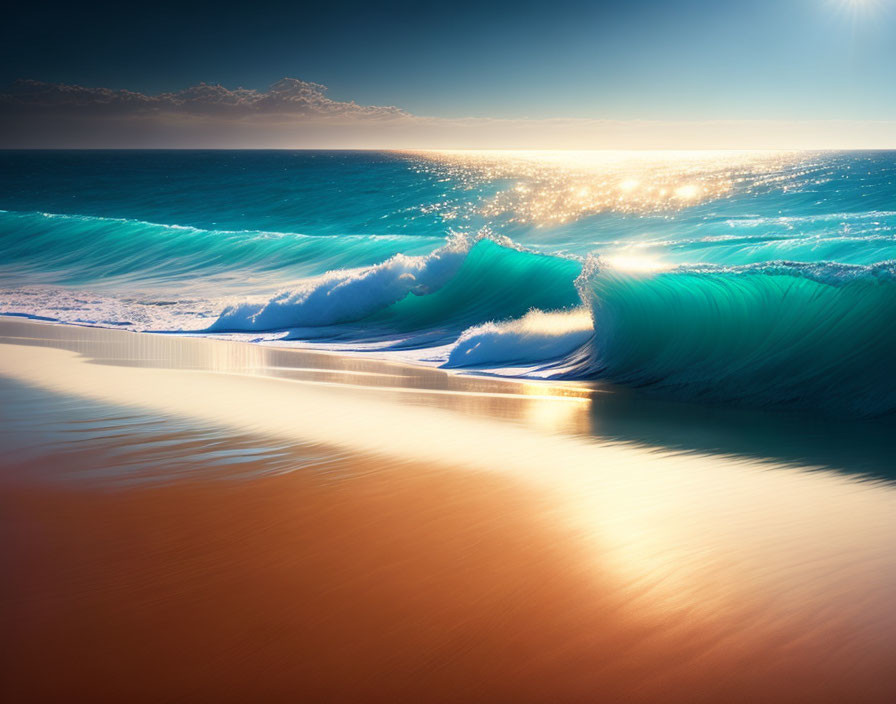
xmin=2 ymin=149 xmax=896 ymax=414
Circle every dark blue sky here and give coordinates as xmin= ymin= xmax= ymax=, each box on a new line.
xmin=3 ymin=0 xmax=894 ymax=121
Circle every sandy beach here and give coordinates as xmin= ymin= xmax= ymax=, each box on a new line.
xmin=2 ymin=318 xmax=896 ymax=702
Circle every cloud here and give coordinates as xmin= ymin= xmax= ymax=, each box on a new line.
xmin=0 ymin=78 xmax=409 ymax=121
xmin=3 ymin=77 xmax=896 ymax=149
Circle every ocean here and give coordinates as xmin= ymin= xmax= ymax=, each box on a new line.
xmin=2 ymin=149 xmax=896 ymax=415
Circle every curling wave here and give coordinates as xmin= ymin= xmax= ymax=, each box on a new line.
xmin=210 ymin=237 xmax=584 ymax=339
xmin=567 ymin=258 xmax=896 ymax=415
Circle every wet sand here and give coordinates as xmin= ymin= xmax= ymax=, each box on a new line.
xmin=1 ymin=319 xmax=896 ymax=702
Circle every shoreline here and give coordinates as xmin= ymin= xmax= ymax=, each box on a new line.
xmin=4 ymin=315 xmax=896 ymax=478
xmin=2 ymin=319 xmax=896 ymax=701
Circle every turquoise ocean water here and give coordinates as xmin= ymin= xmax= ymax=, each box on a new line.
xmin=2 ymin=149 xmax=896 ymax=415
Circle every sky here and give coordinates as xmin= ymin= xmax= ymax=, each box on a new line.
xmin=2 ymin=0 xmax=896 ymax=148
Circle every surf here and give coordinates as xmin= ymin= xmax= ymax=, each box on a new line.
xmin=210 ymin=236 xmax=584 ymax=344
xmin=565 ymin=258 xmax=896 ymax=415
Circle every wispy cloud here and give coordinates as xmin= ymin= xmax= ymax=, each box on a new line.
xmin=3 ymin=77 xmax=896 ymax=149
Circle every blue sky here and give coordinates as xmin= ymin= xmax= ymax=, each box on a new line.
xmin=3 ymin=1 xmax=896 ymax=147
xmin=3 ymin=0 xmax=894 ymax=121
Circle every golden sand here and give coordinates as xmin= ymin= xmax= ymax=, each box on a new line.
xmin=1 ymin=320 xmax=895 ymax=702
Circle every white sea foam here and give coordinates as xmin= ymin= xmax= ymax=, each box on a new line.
xmin=446 ymin=308 xmax=593 ymax=368
xmin=0 ymin=286 xmax=224 ymax=331
xmin=211 ymin=235 xmax=473 ymax=331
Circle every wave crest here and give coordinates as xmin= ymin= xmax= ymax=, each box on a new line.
xmin=0 ymin=209 xmax=440 ymax=289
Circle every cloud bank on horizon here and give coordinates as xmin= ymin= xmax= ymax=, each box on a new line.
xmin=2 ymin=78 xmax=409 ymax=120
xmin=3 ymin=77 xmax=896 ymax=150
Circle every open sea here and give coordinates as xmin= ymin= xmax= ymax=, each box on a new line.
xmin=2 ymin=149 xmax=896 ymax=415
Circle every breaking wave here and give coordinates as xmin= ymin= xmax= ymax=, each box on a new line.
xmin=210 ymin=237 xmax=583 ymax=340
xmin=206 ymin=234 xmax=896 ymax=415
xmin=569 ymin=258 xmax=896 ymax=415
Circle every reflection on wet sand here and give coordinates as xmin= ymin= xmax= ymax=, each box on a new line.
xmin=4 ymin=317 xmax=894 ymax=479
xmin=1 ymin=319 xmax=896 ymax=702
xmin=0 ymin=318 xmax=595 ymax=434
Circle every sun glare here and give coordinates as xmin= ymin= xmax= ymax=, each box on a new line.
xmin=604 ymin=254 xmax=669 ymax=273
xmin=412 ymin=150 xmax=799 ymax=224
xmin=673 ymin=184 xmax=701 ymax=200
xmin=833 ymin=0 xmax=883 ymax=15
